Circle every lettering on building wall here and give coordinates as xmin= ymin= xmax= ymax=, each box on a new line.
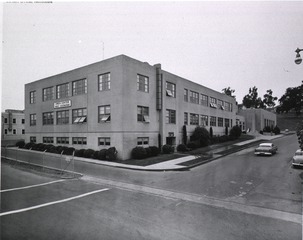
xmin=54 ymin=100 xmax=72 ymax=109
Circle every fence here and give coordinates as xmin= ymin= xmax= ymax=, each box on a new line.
xmin=1 ymin=147 xmax=80 ymax=179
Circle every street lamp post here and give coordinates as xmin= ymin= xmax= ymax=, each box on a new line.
xmin=295 ymin=48 xmax=303 ymax=64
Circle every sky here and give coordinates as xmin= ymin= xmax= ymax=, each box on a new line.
xmin=1 ymin=1 xmax=303 ymax=111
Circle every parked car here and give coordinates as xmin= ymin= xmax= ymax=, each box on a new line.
xmin=292 ymin=149 xmax=303 ymax=168
xmin=254 ymin=143 xmax=278 ymax=156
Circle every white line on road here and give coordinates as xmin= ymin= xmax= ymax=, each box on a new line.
xmin=0 ymin=188 xmax=110 ymax=217
xmin=0 ymin=180 xmax=66 ymax=193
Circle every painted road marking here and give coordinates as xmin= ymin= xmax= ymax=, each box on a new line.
xmin=83 ymin=176 xmax=301 ymax=224
xmin=0 ymin=180 xmax=66 ymax=193
xmin=0 ymin=188 xmax=109 ymax=217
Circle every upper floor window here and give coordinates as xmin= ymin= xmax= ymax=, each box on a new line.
xmin=57 ymin=110 xmax=69 ymax=125
xmin=22 ymin=129 xmax=25 ymax=134
xmin=22 ymin=119 xmax=25 ymax=124
xmin=190 ymin=91 xmax=199 ymax=104
xmin=137 ymin=74 xmax=149 ymax=93
xmin=137 ymin=106 xmax=149 ymax=123
xmin=43 ymin=87 xmax=55 ymax=101
xmin=13 ymin=129 xmax=16 ymax=134
xmin=166 ymin=109 xmax=176 ymax=124
xmin=184 ymin=89 xmax=188 ymax=102
xmin=217 ymin=100 xmax=224 ymax=110
xmin=184 ymin=112 xmax=188 ymax=125
xmin=200 ymin=94 xmax=208 ymax=106
xmin=166 ymin=82 xmax=176 ymax=97
xmin=190 ymin=113 xmax=199 ymax=125
xmin=56 ymin=83 xmax=70 ymax=99
xmin=13 ymin=118 xmax=16 ymax=124
xmin=72 ymin=79 xmax=87 ymax=96
xmin=43 ymin=112 xmax=54 ymax=125
xmin=30 ymin=114 xmax=36 ymax=126
xmin=224 ymin=102 xmax=232 ymax=112
xmin=4 ymin=118 xmax=7 ymax=123
xmin=210 ymin=97 xmax=217 ymax=108
xmin=98 ymin=105 xmax=111 ymax=123
xmin=30 ymin=91 xmax=36 ymax=104
xmin=72 ymin=108 xmax=87 ymax=124
xmin=4 ymin=129 xmax=7 ymax=134
xmin=98 ymin=73 xmax=111 ymax=91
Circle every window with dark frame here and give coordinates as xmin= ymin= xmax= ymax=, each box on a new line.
xmin=43 ymin=112 xmax=54 ymax=125
xmin=190 ymin=91 xmax=199 ymax=104
xmin=30 ymin=136 xmax=36 ymax=143
xmin=43 ymin=87 xmax=55 ymax=101
xmin=72 ymin=79 xmax=87 ymax=96
xmin=210 ymin=116 xmax=217 ymax=126
xmin=190 ymin=113 xmax=199 ymax=125
xmin=72 ymin=108 xmax=87 ymax=124
xmin=200 ymin=115 xmax=208 ymax=126
xmin=184 ymin=89 xmax=188 ymax=102
xmin=218 ymin=117 xmax=224 ymax=127
xmin=22 ymin=119 xmax=25 ymax=124
xmin=137 ymin=137 xmax=149 ymax=146
xmin=43 ymin=137 xmax=54 ymax=144
xmin=13 ymin=129 xmax=16 ymax=134
xmin=4 ymin=118 xmax=7 ymax=123
xmin=200 ymin=94 xmax=208 ymax=106
xmin=166 ymin=82 xmax=176 ymax=97
xmin=30 ymin=114 xmax=36 ymax=126
xmin=72 ymin=137 xmax=87 ymax=145
xmin=22 ymin=129 xmax=25 ymax=134
xmin=57 ymin=137 xmax=69 ymax=144
xmin=98 ymin=105 xmax=111 ymax=123
xmin=98 ymin=137 xmax=111 ymax=146
xmin=98 ymin=73 xmax=111 ymax=91
xmin=210 ymin=97 xmax=217 ymax=108
xmin=137 ymin=74 xmax=149 ymax=93
xmin=166 ymin=109 xmax=176 ymax=124
xmin=56 ymin=110 xmax=69 ymax=125
xmin=225 ymin=118 xmax=230 ymax=127
xmin=137 ymin=106 xmax=149 ymax=122
xmin=56 ymin=83 xmax=70 ymax=99
xmin=184 ymin=112 xmax=188 ymax=125
xmin=30 ymin=91 xmax=36 ymax=104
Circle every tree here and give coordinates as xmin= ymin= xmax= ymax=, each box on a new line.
xmin=191 ymin=126 xmax=210 ymax=147
xmin=242 ymin=86 xmax=264 ymax=108
xmin=182 ymin=125 xmax=187 ymax=145
xmin=277 ymin=81 xmax=303 ymax=116
xmin=262 ymin=89 xmax=278 ymax=108
xmin=222 ymin=87 xmax=236 ymax=98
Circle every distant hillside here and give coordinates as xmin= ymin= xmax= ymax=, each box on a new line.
xmin=277 ymin=112 xmax=303 ymax=131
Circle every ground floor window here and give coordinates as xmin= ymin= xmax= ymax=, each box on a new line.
xmin=137 ymin=137 xmax=149 ymax=146
xmin=4 ymin=129 xmax=7 ymax=134
xmin=218 ymin=117 xmax=224 ymax=127
xmin=57 ymin=137 xmax=69 ymax=144
xmin=30 ymin=136 xmax=36 ymax=143
xmin=190 ymin=113 xmax=199 ymax=125
xmin=98 ymin=137 xmax=111 ymax=146
xmin=200 ymin=115 xmax=208 ymax=126
xmin=210 ymin=116 xmax=217 ymax=127
xmin=225 ymin=118 xmax=230 ymax=127
xmin=166 ymin=137 xmax=176 ymax=146
xmin=43 ymin=137 xmax=54 ymax=144
xmin=72 ymin=137 xmax=87 ymax=145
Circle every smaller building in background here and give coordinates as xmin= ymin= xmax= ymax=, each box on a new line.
xmin=1 ymin=109 xmax=25 ymax=146
xmin=238 ymin=108 xmax=277 ymax=133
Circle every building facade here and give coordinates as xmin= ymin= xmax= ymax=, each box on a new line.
xmin=1 ymin=109 xmax=25 ymax=145
xmin=25 ymin=55 xmax=240 ymax=160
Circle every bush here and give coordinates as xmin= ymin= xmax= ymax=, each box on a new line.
xmin=48 ymin=148 xmax=58 ymax=154
xmin=16 ymin=140 xmax=25 ymax=148
xmin=263 ymin=126 xmax=271 ymax=133
xmin=162 ymin=144 xmax=174 ymax=154
xmin=132 ymin=147 xmax=147 ymax=159
xmin=273 ymin=125 xmax=280 ymax=135
xmin=145 ymin=147 xmax=152 ymax=158
xmin=75 ymin=149 xmax=85 ymax=157
xmin=83 ymin=149 xmax=95 ymax=158
xmin=187 ymin=141 xmax=199 ymax=149
xmin=97 ymin=149 xmax=107 ymax=160
xmin=24 ymin=142 xmax=35 ymax=149
xmin=149 ymin=146 xmax=160 ymax=157
xmin=106 ymin=147 xmax=118 ymax=161
xmin=230 ymin=125 xmax=242 ymax=139
xmin=177 ymin=144 xmax=188 ymax=152
xmin=64 ymin=147 xmax=75 ymax=156
xmin=191 ymin=127 xmax=210 ymax=147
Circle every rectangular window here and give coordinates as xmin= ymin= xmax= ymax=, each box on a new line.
xmin=43 ymin=137 xmax=54 ymax=144
xmin=166 ymin=109 xmax=176 ymax=124
xmin=166 ymin=82 xmax=176 ymax=97
xmin=137 ymin=106 xmax=149 ymax=123
xmin=98 ymin=73 xmax=111 ymax=91
xmin=4 ymin=129 xmax=7 ymax=134
xmin=218 ymin=117 xmax=224 ymax=127
xmin=43 ymin=87 xmax=55 ymax=101
xmin=98 ymin=137 xmax=111 ymax=146
xmin=184 ymin=89 xmax=188 ymax=102
xmin=57 ymin=110 xmax=69 ymax=125
xmin=225 ymin=118 xmax=230 ymax=127
xmin=56 ymin=83 xmax=70 ymax=99
xmin=224 ymin=102 xmax=232 ymax=112
xmin=72 ymin=108 xmax=87 ymax=124
xmin=190 ymin=91 xmax=199 ymax=104
xmin=200 ymin=115 xmax=208 ymax=126
xmin=217 ymin=100 xmax=224 ymax=110
xmin=72 ymin=137 xmax=87 ymax=145
xmin=4 ymin=118 xmax=7 ymax=123
xmin=13 ymin=118 xmax=16 ymax=124
xmin=30 ymin=91 xmax=36 ymax=104
xmin=210 ymin=116 xmax=217 ymax=126
xmin=72 ymin=79 xmax=87 ymax=96
xmin=137 ymin=74 xmax=149 ymax=93
xmin=22 ymin=119 xmax=25 ymax=124
xmin=210 ymin=97 xmax=217 ymax=108
xmin=22 ymin=129 xmax=25 ymax=134
xmin=190 ymin=113 xmax=199 ymax=125
xmin=98 ymin=105 xmax=111 ymax=123
xmin=184 ymin=112 xmax=188 ymax=125
xmin=137 ymin=137 xmax=149 ymax=146
xmin=30 ymin=136 xmax=36 ymax=143
xmin=13 ymin=129 xmax=16 ymax=134
xmin=43 ymin=112 xmax=54 ymax=125
xmin=57 ymin=137 xmax=69 ymax=144
xmin=200 ymin=94 xmax=208 ymax=106
xmin=30 ymin=114 xmax=37 ymax=126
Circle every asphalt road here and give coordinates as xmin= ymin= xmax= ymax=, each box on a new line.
xmin=1 ymin=134 xmax=302 ymax=239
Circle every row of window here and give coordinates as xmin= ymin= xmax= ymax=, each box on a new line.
xmin=184 ymin=112 xmax=233 ymax=127
xmin=30 ymin=136 xmax=150 ymax=147
xmin=3 ymin=118 xmax=25 ymax=124
xmin=3 ymin=129 xmax=25 ymax=135
xmin=183 ymin=89 xmax=233 ymax=112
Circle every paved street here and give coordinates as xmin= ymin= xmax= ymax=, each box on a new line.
xmin=1 ymin=134 xmax=302 ymax=239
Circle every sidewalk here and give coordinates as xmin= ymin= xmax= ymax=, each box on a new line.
xmin=74 ymin=133 xmax=286 ymax=171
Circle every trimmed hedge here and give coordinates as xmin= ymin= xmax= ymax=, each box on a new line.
xmin=177 ymin=144 xmax=188 ymax=152
xmin=162 ymin=144 xmax=174 ymax=154
xmin=16 ymin=141 xmax=25 ymax=148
